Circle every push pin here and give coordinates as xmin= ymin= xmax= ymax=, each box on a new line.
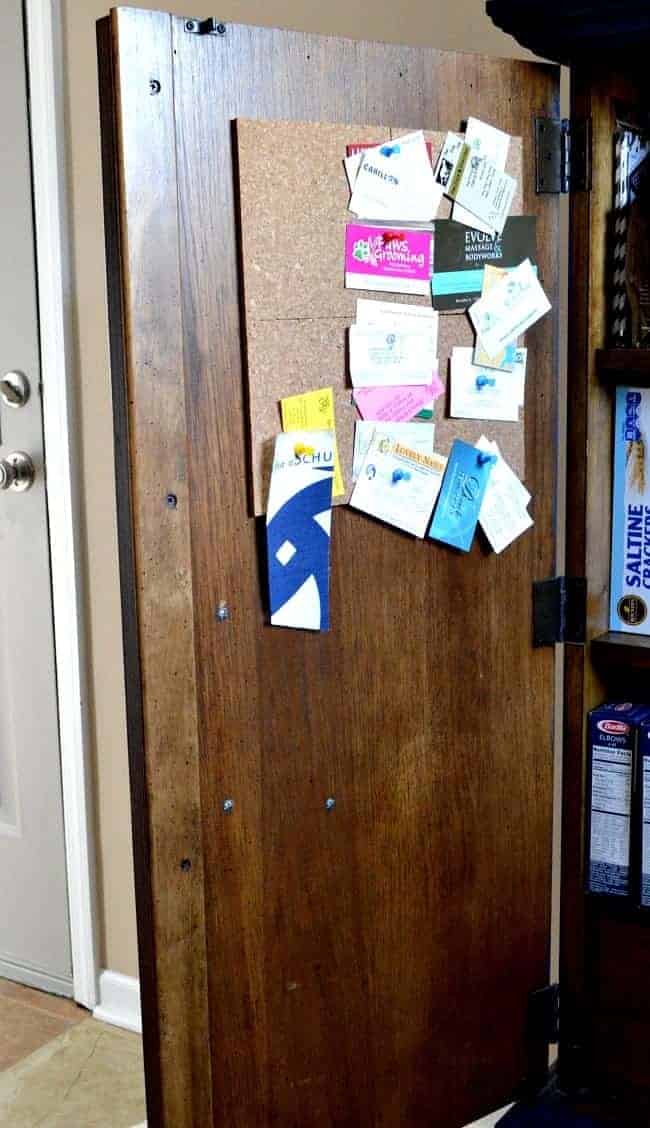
xmin=392 ymin=468 xmax=412 ymax=484
xmin=380 ymin=144 xmax=400 ymax=157
xmin=294 ymin=442 xmax=315 ymax=458
xmin=477 ymin=451 xmax=497 ymax=467
xmin=475 ymin=375 xmax=496 ymax=390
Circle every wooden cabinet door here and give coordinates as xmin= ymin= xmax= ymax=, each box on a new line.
xmin=98 ymin=10 xmax=560 ymax=1126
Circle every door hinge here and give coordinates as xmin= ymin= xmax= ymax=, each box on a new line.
xmin=535 ymin=117 xmax=591 ymax=194
xmin=528 ymin=983 xmax=561 ymax=1046
xmin=533 ymin=577 xmax=586 ymax=646
xmin=183 ymin=17 xmax=227 ymax=35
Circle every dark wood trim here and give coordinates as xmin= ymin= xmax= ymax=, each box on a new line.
xmin=591 ymin=631 xmax=650 ymax=669
xmin=560 ymin=68 xmax=593 ymax=1079
xmin=96 ymin=16 xmax=163 ymax=1127
xmin=596 ymin=348 xmax=650 ymax=382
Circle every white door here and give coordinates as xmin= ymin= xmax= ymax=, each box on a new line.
xmin=0 ymin=0 xmax=72 ymax=995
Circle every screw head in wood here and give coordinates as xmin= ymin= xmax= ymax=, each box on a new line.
xmin=222 ymin=799 xmax=234 ymax=814
xmin=165 ymin=492 xmax=178 ymax=509
xmin=325 ymin=797 xmax=336 ymax=811
xmin=215 ymin=601 xmax=230 ymax=622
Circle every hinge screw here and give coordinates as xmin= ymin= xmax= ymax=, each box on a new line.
xmin=325 ymin=797 xmax=336 ymax=811
xmin=222 ymin=798 xmax=234 ymax=814
xmin=216 ymin=22 xmax=227 ymax=35
xmin=215 ymin=601 xmax=230 ymax=622
xmin=149 ymin=79 xmax=161 ymax=95
xmin=185 ymin=19 xmax=196 ymax=31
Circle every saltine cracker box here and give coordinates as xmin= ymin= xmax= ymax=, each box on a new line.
xmin=610 ymin=386 xmax=650 ymax=634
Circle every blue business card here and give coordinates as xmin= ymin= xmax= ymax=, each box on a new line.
xmin=428 ymin=439 xmax=495 ymax=552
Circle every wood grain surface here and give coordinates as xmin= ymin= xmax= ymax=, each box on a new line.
xmin=100 ymin=12 xmax=561 ymax=1126
xmin=97 ymin=11 xmax=213 ymax=1127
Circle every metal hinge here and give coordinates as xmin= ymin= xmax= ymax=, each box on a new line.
xmin=533 ymin=577 xmax=586 ymax=646
xmin=528 ymin=983 xmax=561 ymax=1045
xmin=535 ymin=118 xmax=591 ymax=193
xmin=183 ymin=17 xmax=227 ymax=35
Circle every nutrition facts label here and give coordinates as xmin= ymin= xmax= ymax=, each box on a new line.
xmin=590 ymin=745 xmax=632 ymax=894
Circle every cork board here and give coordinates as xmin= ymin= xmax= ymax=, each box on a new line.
xmin=236 ymin=118 xmax=525 ymax=514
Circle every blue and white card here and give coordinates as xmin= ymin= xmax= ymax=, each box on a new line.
xmin=266 ymin=430 xmax=334 ymax=631
xmin=428 ymin=439 xmax=496 ymax=552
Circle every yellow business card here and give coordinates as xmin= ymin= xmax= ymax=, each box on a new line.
xmin=280 ymin=386 xmax=344 ymax=497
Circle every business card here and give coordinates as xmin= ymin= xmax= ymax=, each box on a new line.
xmin=449 ymin=347 xmax=520 ymax=422
xmin=266 ymin=430 xmax=334 ymax=631
xmin=345 ymin=223 xmax=434 ymax=296
xmin=351 ymin=432 xmax=446 ymax=538
xmin=353 ymin=378 xmax=443 ymax=422
xmin=431 ymin=216 xmax=536 ymax=311
xmin=352 ymin=421 xmax=435 ymax=480
xmin=356 ymin=298 xmax=439 ymax=353
xmin=349 ymin=325 xmax=438 ymax=387
xmin=453 ymin=118 xmax=511 ymax=232
xmin=477 ymin=436 xmax=533 ymax=554
xmin=280 ymin=385 xmax=344 ymax=497
xmin=349 ymin=131 xmax=442 ymax=223
xmin=427 ymin=439 xmax=495 ymax=552
xmin=434 ymin=132 xmax=516 ymax=235
xmin=468 ymin=257 xmax=551 ymax=359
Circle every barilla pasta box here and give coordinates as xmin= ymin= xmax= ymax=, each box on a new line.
xmin=637 ymin=716 xmax=650 ymax=907
xmin=610 ymin=387 xmax=650 ymax=634
xmin=586 ymin=702 xmax=650 ymax=897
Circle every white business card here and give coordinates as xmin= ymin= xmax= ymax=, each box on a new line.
xmin=434 ymin=131 xmax=516 ymax=236
xmin=453 ymin=118 xmax=511 ymax=232
xmin=477 ymin=436 xmax=533 ymax=553
xmin=349 ymin=325 xmax=438 ymax=387
xmin=350 ymin=432 xmax=447 ymax=538
xmin=352 ymin=420 xmax=435 ymax=480
xmin=355 ymin=299 xmax=439 ymax=352
xmin=449 ymin=347 xmax=520 ymax=422
xmin=468 ymin=259 xmax=551 ymax=359
xmin=349 ymin=131 xmax=442 ymax=222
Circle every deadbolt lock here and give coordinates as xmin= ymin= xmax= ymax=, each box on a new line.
xmin=0 ymin=371 xmax=30 ymax=408
xmin=0 ymin=452 xmax=35 ymax=492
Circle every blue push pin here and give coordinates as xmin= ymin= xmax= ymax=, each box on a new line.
xmin=476 ymin=374 xmax=496 ymax=390
xmin=380 ymin=144 xmax=400 ymax=158
xmin=477 ymin=451 xmax=497 ymax=467
xmin=392 ymin=468 xmax=411 ymax=484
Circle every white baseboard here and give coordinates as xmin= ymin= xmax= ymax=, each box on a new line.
xmin=93 ymin=969 xmax=141 ymax=1034
xmin=464 ymin=1104 xmax=514 ymax=1127
xmin=0 ymin=954 xmax=73 ymax=998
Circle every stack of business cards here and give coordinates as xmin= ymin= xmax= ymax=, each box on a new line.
xmin=476 ymin=436 xmax=533 ymax=553
xmin=449 ymin=347 xmax=526 ymax=422
xmin=434 ymin=126 xmax=516 ymax=236
xmin=346 ymin=131 xmax=442 ymax=223
xmin=348 ymin=298 xmax=443 ymax=393
xmin=350 ymin=430 xmax=447 ymax=538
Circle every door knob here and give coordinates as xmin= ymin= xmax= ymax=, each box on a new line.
xmin=0 ymin=452 xmax=35 ymax=492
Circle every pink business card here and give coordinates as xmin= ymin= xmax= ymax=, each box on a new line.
xmin=344 ymin=224 xmax=433 ymax=296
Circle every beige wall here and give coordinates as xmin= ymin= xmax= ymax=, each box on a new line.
xmin=61 ymin=2 xmax=538 ymax=980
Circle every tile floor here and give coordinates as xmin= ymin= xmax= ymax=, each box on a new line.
xmin=0 ymin=978 xmax=146 ymax=1127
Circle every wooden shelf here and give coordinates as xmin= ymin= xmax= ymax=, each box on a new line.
xmin=591 ymin=631 xmax=650 ymax=669
xmin=586 ymin=891 xmax=650 ymax=927
xmin=597 ymin=348 xmax=650 ymax=383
